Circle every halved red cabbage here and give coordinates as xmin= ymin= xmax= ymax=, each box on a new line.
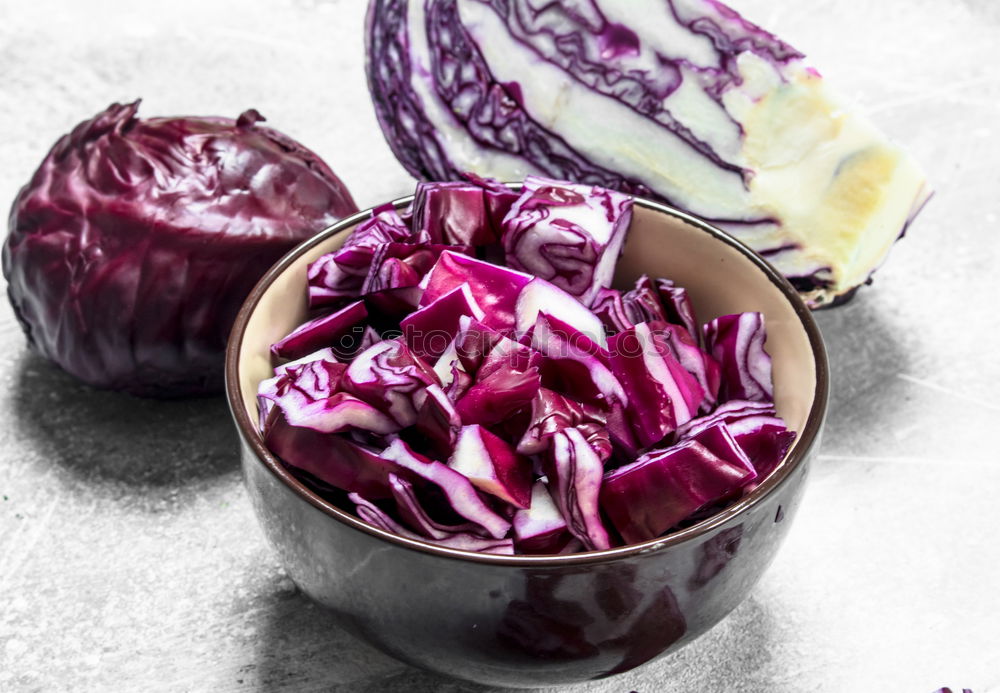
xmin=544 ymin=428 xmax=611 ymax=551
xmin=350 ymin=492 xmax=514 ymax=554
xmin=342 ymin=339 xmax=439 ymax=427
xmin=704 ymin=313 xmax=773 ymax=403
xmin=502 ymin=176 xmax=632 ymax=306
xmin=412 ymin=180 xmax=518 ymax=247
xmin=449 ymin=424 xmax=533 ymax=508
xmin=307 ymin=205 xmax=410 ymax=307
xmin=401 ymin=283 xmax=485 ymax=361
xmin=380 ymin=438 xmax=512 ymax=539
xmin=420 ymin=250 xmax=532 ymax=331
xmin=512 ymin=480 xmax=571 ymax=555
xmin=270 ymin=300 xmax=368 ymax=362
xmin=600 ymin=439 xmax=756 ymax=544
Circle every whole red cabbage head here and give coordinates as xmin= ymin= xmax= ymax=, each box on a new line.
xmin=3 ymin=100 xmax=358 ymax=397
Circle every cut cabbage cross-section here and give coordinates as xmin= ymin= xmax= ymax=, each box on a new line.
xmin=366 ymin=0 xmax=930 ymax=307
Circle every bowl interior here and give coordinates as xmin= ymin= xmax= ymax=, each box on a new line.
xmin=232 ymin=199 xmax=821 ymax=552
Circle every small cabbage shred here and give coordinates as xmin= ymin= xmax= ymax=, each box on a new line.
xmin=261 ymin=176 xmax=796 ymax=554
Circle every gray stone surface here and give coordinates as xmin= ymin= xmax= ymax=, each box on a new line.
xmin=1 ymin=0 xmax=998 ymax=691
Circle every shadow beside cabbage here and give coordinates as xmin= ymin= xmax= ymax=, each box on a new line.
xmin=10 ymin=348 xmax=238 ymax=488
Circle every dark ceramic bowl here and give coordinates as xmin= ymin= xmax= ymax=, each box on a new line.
xmin=225 ymin=194 xmax=828 ymax=688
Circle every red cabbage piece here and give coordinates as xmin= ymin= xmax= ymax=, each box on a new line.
xmin=361 ymin=241 xmax=464 ymax=295
xmin=3 ymin=101 xmax=357 ymax=396
xmin=591 ymin=288 xmax=633 ymax=335
xmin=270 ymin=300 xmax=368 ymax=362
xmin=350 ymin=492 xmax=514 ymax=554
xmin=364 ymin=285 xmax=423 ymax=326
xmin=514 ymin=277 xmax=607 ymax=345
xmin=704 ymin=313 xmax=774 ymax=403
xmin=420 ymin=250 xmax=532 ymax=331
xmin=258 ymin=357 xmax=397 ymax=435
xmin=342 ymin=339 xmax=439 ymax=428
xmin=591 ymin=276 xmax=700 ymax=343
xmin=675 ymin=399 xmax=779 ymax=437
xmin=380 ymin=438 xmax=512 ymax=539
xmin=517 ymin=388 xmax=612 ymax=462
xmin=412 ymin=180 xmax=518 ymax=247
xmin=721 ymin=416 xmax=795 ymax=482
xmin=529 ymin=313 xmax=621 ymax=405
xmin=687 ymin=423 xmax=757 ymax=484
xmin=366 ymin=0 xmax=930 ymax=308
xmin=545 ymin=428 xmax=612 ymax=551
xmin=608 ymin=322 xmax=702 ymax=448
xmin=265 ymin=416 xmax=399 ymax=498
xmin=453 ymin=363 xmax=541 ymax=427
xmin=502 ymin=176 xmax=632 ymax=306
xmin=411 ymin=384 xmax=463 ymax=458
xmin=600 ymin=439 xmax=756 ymax=544
xmin=655 ymin=278 xmax=700 ymax=344
xmin=307 ymin=205 xmax=410 ymax=307
xmin=449 ymin=424 xmax=533 ymax=508
xmin=388 ymin=473 xmax=483 ymax=539
xmin=512 ymin=480 xmax=572 ymax=554
xmin=401 ymin=283 xmax=485 ymax=361
xmin=651 ymin=322 xmax=720 ymax=414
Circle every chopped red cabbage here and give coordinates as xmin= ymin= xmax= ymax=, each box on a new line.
xmin=270 ymin=300 xmax=368 ymax=362
xmin=260 ymin=177 xmax=794 ymax=555
xmin=704 ymin=312 xmax=774 ymax=403
xmin=502 ymin=176 xmax=632 ymax=306
xmin=601 ymin=439 xmax=757 ymax=544
xmin=449 ymin=424 xmax=533 ymax=509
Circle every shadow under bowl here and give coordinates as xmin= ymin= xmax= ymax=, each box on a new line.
xmin=225 ymin=195 xmax=829 ymax=688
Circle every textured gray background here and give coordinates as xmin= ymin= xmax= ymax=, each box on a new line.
xmin=1 ymin=1 xmax=998 ymax=691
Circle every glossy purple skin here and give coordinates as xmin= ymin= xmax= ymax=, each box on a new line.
xmin=3 ymin=101 xmax=357 ymax=397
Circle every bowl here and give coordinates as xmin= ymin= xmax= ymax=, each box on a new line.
xmin=224 ymin=193 xmax=828 ymax=688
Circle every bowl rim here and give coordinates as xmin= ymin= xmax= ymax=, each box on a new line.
xmin=225 ymin=192 xmax=829 ymax=567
